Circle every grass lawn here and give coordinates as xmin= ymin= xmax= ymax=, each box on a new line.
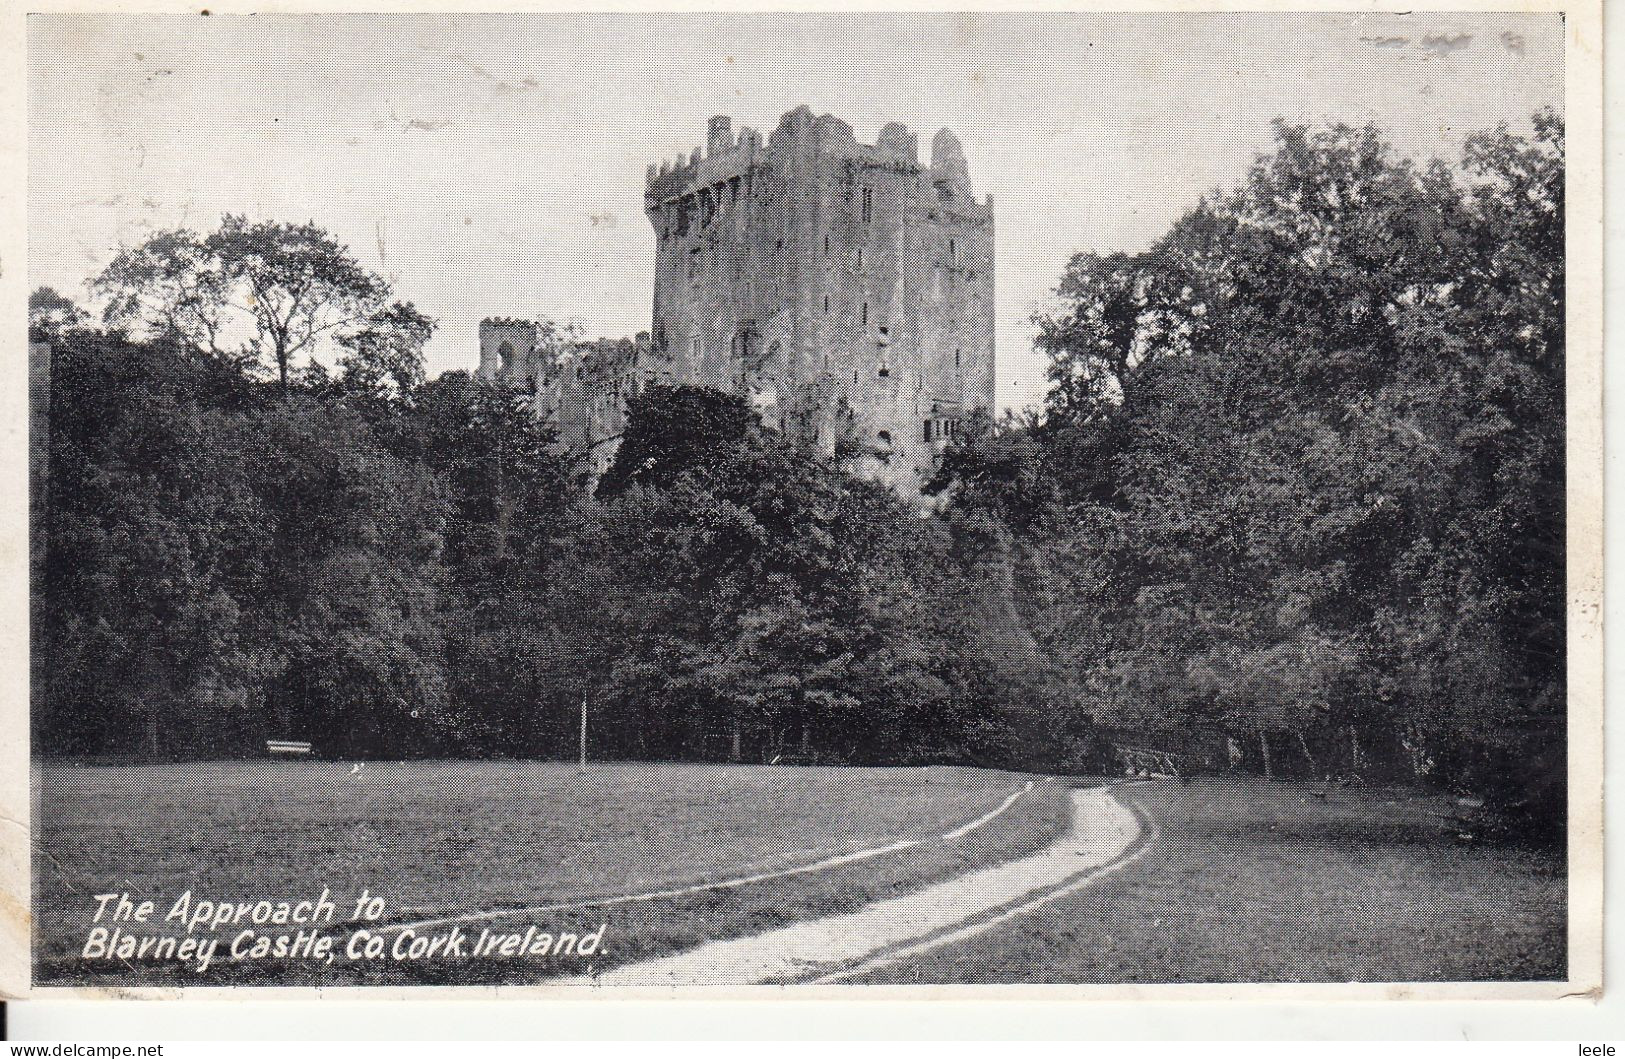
xmin=35 ymin=759 xmax=1068 ymax=985
xmin=850 ymin=776 xmax=1566 ymax=984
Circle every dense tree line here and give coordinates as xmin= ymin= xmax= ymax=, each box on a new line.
xmin=34 ymin=112 xmax=1565 ymax=821
xmin=935 ymin=111 xmax=1565 ymax=819
xmin=31 ymin=217 xmax=1051 ymax=768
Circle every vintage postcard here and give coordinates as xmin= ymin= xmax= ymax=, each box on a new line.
xmin=5 ymin=2 xmax=1603 ymax=1001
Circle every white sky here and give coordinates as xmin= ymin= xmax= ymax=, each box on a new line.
xmin=29 ymin=12 xmax=1564 ymax=413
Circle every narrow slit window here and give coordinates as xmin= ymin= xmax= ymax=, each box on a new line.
xmin=861 ymin=187 xmax=873 ymax=224
xmin=861 ymin=302 xmax=869 ymax=326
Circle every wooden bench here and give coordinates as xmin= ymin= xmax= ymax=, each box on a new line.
xmin=266 ymin=739 xmax=312 ymax=757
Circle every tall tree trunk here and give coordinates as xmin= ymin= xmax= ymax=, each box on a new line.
xmin=730 ymin=719 xmax=741 ymax=763
xmin=1258 ymin=729 xmax=1273 ymax=781
xmin=1296 ymin=730 xmax=1319 ymax=777
xmin=1348 ymin=724 xmax=1361 ymax=776
xmin=276 ymin=336 xmax=290 ymax=394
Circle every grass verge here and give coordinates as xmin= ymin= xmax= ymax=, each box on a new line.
xmin=848 ymin=776 xmax=1566 ymax=984
xmin=36 ymin=759 xmax=1068 ymax=986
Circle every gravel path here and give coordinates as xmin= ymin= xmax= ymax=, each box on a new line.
xmin=568 ymin=784 xmax=1143 ymax=987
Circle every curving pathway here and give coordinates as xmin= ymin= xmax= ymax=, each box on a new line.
xmin=567 ymin=784 xmax=1146 ymax=986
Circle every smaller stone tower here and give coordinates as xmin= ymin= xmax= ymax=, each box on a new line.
xmin=478 ymin=318 xmax=544 ymax=384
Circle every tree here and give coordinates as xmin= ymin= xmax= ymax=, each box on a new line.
xmin=1014 ymin=114 xmax=1564 ymax=809
xmin=95 ymin=215 xmax=389 ymax=390
xmin=40 ymin=331 xmax=273 ymax=755
xmin=597 ymin=385 xmax=756 ymax=496
xmin=28 ymin=286 xmax=89 ymax=342
xmin=39 ymin=325 xmax=457 ymax=759
xmin=226 ymin=397 xmax=454 ymax=757
xmin=336 ymin=301 xmax=436 ymax=399
xmin=92 ymin=228 xmax=234 ymax=359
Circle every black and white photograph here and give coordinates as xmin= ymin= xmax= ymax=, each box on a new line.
xmin=15 ymin=6 xmax=1601 ymax=1001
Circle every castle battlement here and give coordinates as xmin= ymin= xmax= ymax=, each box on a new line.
xmin=479 ymin=316 xmax=539 ymax=332
xmin=645 ymin=107 xmax=993 ymax=221
xmin=646 ymin=116 xmax=765 ymax=206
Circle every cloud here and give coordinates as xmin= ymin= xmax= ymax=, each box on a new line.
xmin=461 ymin=57 xmax=541 ymax=95
xmin=1420 ymin=32 xmax=1474 ymax=56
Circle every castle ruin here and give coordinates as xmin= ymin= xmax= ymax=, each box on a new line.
xmin=480 ymin=105 xmax=996 ymax=499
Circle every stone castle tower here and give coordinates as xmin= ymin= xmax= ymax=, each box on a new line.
xmin=644 ymin=107 xmax=995 ymax=498
xmin=483 ymin=106 xmax=995 ymax=500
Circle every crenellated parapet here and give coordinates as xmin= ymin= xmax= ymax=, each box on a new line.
xmin=646 ymin=107 xmax=993 ymax=225
xmin=646 ymin=116 xmax=766 ymax=207
xmin=480 ymin=316 xmax=536 ymax=330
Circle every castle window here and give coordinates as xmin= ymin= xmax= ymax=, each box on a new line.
xmin=855 ymin=248 xmax=864 ymax=269
xmin=824 ymin=234 xmax=830 ymax=253
xmin=878 ymin=365 xmax=889 ymax=378
xmin=954 ymin=348 xmax=961 ymax=367
xmin=861 ymin=187 xmax=873 ymax=224
xmin=823 ymin=294 xmax=830 ymax=314
xmin=861 ymin=302 xmax=868 ymax=326
xmin=949 ymin=238 xmax=959 ymax=265
xmin=854 ymin=370 xmax=859 ymax=384
xmin=690 ymin=335 xmax=701 ymax=360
